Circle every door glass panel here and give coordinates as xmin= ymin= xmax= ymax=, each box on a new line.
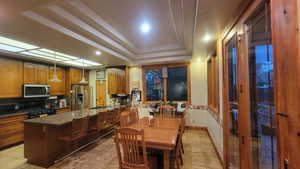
xmin=226 ymin=35 xmax=240 ymax=169
xmin=247 ymin=6 xmax=277 ymax=169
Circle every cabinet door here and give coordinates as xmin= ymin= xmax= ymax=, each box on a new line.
xmin=0 ymin=58 xmax=23 ymax=98
xmin=69 ymin=68 xmax=83 ymax=84
xmin=24 ymin=62 xmax=36 ymax=84
xmin=96 ymin=80 xmax=106 ymax=106
xmin=36 ymin=64 xmax=49 ymax=84
xmin=49 ymin=67 xmax=65 ymax=96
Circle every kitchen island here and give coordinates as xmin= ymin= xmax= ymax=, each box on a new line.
xmin=23 ymin=106 xmax=126 ymax=168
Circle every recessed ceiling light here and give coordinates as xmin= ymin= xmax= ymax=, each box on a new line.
xmin=96 ymin=51 xmax=101 ymax=55
xmin=141 ymin=23 xmax=151 ymax=33
xmin=203 ymin=34 xmax=212 ymax=42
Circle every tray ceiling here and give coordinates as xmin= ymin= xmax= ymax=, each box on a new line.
xmin=0 ymin=0 xmax=243 ymax=66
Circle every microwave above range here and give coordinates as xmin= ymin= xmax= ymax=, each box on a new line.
xmin=23 ymin=84 xmax=51 ymax=98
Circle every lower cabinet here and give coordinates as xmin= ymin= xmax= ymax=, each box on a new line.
xmin=0 ymin=114 xmax=28 ymax=148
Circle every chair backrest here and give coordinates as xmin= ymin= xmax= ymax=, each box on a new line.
xmin=129 ymin=107 xmax=139 ymax=123
xmin=120 ymin=110 xmax=139 ymax=127
xmin=114 ymin=128 xmax=148 ymax=169
xmin=72 ymin=117 xmax=88 ymax=137
xmin=120 ymin=111 xmax=132 ymax=127
xmin=159 ymin=105 xmax=176 ymax=118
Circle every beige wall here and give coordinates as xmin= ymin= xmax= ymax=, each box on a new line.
xmin=127 ymin=60 xmax=224 ymax=160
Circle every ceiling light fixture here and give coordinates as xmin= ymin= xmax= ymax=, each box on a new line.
xmin=49 ymin=50 xmax=62 ymax=82
xmin=95 ymin=51 xmax=101 ymax=55
xmin=203 ymin=34 xmax=212 ymax=42
xmin=79 ymin=57 xmax=88 ymax=85
xmin=141 ymin=23 xmax=151 ymax=33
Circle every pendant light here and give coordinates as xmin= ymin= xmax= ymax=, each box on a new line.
xmin=79 ymin=57 xmax=88 ymax=84
xmin=49 ymin=50 xmax=62 ymax=82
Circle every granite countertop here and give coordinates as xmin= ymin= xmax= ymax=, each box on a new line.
xmin=23 ymin=107 xmax=118 ymax=126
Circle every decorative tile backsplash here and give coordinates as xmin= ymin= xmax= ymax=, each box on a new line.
xmin=188 ymin=104 xmax=223 ymax=126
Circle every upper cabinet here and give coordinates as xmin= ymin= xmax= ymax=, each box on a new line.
xmin=67 ymin=68 xmax=89 ymax=85
xmin=48 ymin=67 xmax=66 ymax=96
xmin=107 ymin=71 xmax=127 ymax=94
xmin=0 ymin=58 xmax=23 ymax=98
xmin=24 ymin=62 xmax=49 ymax=85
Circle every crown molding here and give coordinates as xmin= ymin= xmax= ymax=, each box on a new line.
xmin=134 ymin=55 xmax=192 ymax=65
xmin=22 ymin=11 xmax=132 ymax=63
xmin=48 ymin=5 xmax=136 ymax=58
xmin=69 ymin=0 xmax=138 ymax=52
xmin=137 ymin=50 xmax=187 ymax=59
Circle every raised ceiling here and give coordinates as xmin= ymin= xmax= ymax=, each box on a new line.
xmin=0 ymin=0 xmax=243 ymax=67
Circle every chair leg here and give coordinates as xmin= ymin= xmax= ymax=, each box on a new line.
xmin=181 ymin=139 xmax=184 ymax=154
xmin=180 ymin=152 xmax=183 ymax=165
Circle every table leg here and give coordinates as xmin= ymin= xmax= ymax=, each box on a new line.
xmin=163 ymin=150 xmax=170 ymax=169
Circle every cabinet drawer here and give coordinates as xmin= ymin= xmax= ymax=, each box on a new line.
xmin=0 ymin=131 xmax=24 ymax=147
xmin=0 ymin=115 xmax=27 ymax=125
xmin=0 ymin=122 xmax=24 ymax=135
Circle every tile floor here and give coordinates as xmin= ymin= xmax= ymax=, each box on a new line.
xmin=0 ymin=130 xmax=222 ymax=169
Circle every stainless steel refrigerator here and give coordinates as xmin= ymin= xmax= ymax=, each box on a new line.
xmin=70 ymin=84 xmax=91 ymax=110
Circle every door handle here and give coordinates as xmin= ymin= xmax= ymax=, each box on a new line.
xmin=284 ymin=159 xmax=289 ymax=169
xmin=241 ymin=136 xmax=245 ymax=144
xmin=277 ymin=113 xmax=288 ymax=118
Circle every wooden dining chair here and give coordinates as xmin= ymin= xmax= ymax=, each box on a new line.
xmin=173 ymin=118 xmax=185 ymax=169
xmin=159 ymin=105 xmax=176 ymax=118
xmin=129 ymin=107 xmax=139 ymax=123
xmin=114 ymin=128 xmax=156 ymax=169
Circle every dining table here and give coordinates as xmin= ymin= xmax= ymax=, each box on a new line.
xmin=129 ymin=117 xmax=181 ymax=169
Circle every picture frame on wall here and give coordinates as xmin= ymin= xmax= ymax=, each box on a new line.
xmin=96 ymin=70 xmax=106 ymax=80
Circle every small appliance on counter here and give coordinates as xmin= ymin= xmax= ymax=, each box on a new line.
xmin=27 ymin=108 xmax=55 ymax=119
xmin=131 ymin=88 xmax=141 ymax=107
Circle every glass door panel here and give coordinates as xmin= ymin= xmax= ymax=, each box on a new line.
xmin=246 ymin=5 xmax=278 ymax=169
xmin=226 ymin=35 xmax=240 ymax=169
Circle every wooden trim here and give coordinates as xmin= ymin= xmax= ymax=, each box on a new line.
xmin=221 ymin=1 xmax=268 ymax=169
xmin=142 ymin=62 xmax=191 ymax=104
xmin=206 ymin=128 xmax=224 ymax=168
xmin=185 ymin=126 xmax=207 ymax=131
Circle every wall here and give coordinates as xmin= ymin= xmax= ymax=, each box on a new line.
xmin=127 ymin=61 xmax=224 ymax=160
xmin=188 ymin=59 xmax=224 ymax=160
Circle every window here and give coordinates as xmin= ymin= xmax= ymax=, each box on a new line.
xmin=143 ymin=63 xmax=190 ymax=103
xmin=144 ymin=69 xmax=164 ymax=101
xmin=167 ymin=67 xmax=188 ymax=101
xmin=207 ymin=55 xmax=219 ymax=113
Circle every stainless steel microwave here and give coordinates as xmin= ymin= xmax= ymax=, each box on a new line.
xmin=23 ymin=85 xmax=51 ymax=98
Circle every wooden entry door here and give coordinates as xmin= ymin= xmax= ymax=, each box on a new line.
xmin=272 ymin=0 xmax=300 ymax=168
xmin=96 ymin=80 xmax=106 ymax=106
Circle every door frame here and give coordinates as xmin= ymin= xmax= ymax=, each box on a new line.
xmin=222 ymin=0 xmax=268 ymax=169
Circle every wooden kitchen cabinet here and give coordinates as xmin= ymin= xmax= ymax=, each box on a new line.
xmin=0 ymin=58 xmax=23 ymax=98
xmin=107 ymin=71 xmax=126 ymax=94
xmin=67 ymin=68 xmax=89 ymax=85
xmin=48 ymin=66 xmax=65 ymax=96
xmin=24 ymin=62 xmax=49 ymax=85
xmin=0 ymin=114 xmax=28 ymax=148
xmin=36 ymin=64 xmax=49 ymax=84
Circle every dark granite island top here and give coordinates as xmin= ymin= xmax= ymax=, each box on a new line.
xmin=23 ymin=108 xmax=112 ymax=126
